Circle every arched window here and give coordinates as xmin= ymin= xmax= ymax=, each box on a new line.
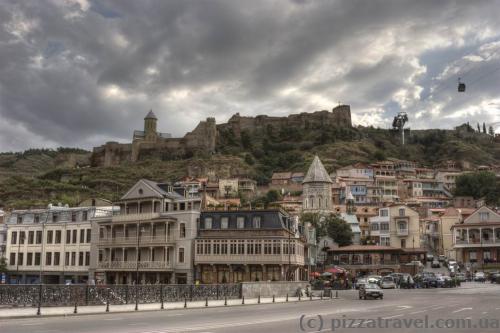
xmin=309 ymin=196 xmax=314 ymax=209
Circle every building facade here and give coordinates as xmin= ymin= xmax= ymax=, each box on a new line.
xmin=91 ymin=179 xmax=201 ymax=285
xmin=302 ymin=156 xmax=333 ymax=212
xmin=452 ymin=206 xmax=500 ymax=268
xmin=195 ymin=209 xmax=305 ymax=283
xmin=5 ymin=204 xmax=106 ymax=284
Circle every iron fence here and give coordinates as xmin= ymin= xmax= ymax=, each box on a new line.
xmin=0 ymin=284 xmax=241 ymax=307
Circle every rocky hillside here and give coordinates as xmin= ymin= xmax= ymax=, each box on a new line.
xmin=0 ymin=125 xmax=499 ymax=209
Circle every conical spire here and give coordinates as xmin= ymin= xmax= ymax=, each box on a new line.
xmin=303 ymin=155 xmax=332 ymax=183
xmin=145 ymin=109 xmax=157 ymax=119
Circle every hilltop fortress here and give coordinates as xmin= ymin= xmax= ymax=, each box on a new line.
xmin=91 ymin=105 xmax=352 ymax=167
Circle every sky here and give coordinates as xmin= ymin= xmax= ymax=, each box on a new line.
xmin=1 ymin=0 xmax=500 ymax=152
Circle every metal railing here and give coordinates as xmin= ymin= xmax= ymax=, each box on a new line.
xmin=98 ymin=261 xmax=171 ymax=269
xmin=98 ymin=235 xmax=172 ymax=245
xmin=0 ymin=283 xmax=242 ymax=307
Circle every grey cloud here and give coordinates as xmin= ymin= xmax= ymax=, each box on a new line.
xmin=0 ymin=0 xmax=500 ymax=151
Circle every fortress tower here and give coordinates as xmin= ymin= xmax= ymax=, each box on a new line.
xmin=144 ymin=110 xmax=158 ymax=142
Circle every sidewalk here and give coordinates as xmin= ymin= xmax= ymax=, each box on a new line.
xmin=0 ymin=295 xmax=333 ymax=319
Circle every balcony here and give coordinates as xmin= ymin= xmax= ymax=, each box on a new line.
xmin=99 ymin=235 xmax=174 ymax=246
xmin=454 ymin=238 xmax=500 ymax=247
xmin=397 ymin=228 xmax=409 ymax=236
xmin=98 ymin=261 xmax=172 ymax=270
xmin=112 ymin=212 xmax=161 ymax=222
xmin=195 ymin=254 xmax=305 ymax=265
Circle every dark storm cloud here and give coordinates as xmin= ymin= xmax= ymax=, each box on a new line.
xmin=0 ymin=0 xmax=500 ymax=151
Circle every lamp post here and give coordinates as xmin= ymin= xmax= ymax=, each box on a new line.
xmin=135 ymin=224 xmax=145 ymax=311
xmin=16 ymin=232 xmax=25 ymax=284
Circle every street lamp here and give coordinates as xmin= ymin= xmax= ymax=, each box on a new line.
xmin=16 ymin=232 xmax=25 ymax=284
xmin=135 ymin=224 xmax=146 ymax=311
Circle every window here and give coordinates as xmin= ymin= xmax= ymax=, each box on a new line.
xmin=10 ymin=253 xmax=15 ymax=266
xmin=255 ymin=241 xmax=262 ymax=254
xmin=17 ymin=216 xmax=23 ymax=224
xmin=380 ymin=209 xmax=388 ymax=217
xmin=380 ymin=223 xmax=389 ymax=231
xmin=204 ymin=241 xmax=211 ymax=255
xmin=80 ymin=229 xmax=85 ymax=243
xmin=27 ymin=253 xmax=33 ymax=266
xmin=46 ymin=252 xmax=52 ymax=265
xmin=82 ymin=211 xmax=88 ymax=221
xmin=380 ymin=237 xmax=390 ymax=246
xmin=66 ymin=230 xmax=71 ymax=243
xmin=28 ymin=231 xmax=34 ymax=244
xmin=237 ymin=217 xmax=245 ymax=229
xmin=399 ymin=208 xmax=405 ymax=217
xmin=479 ymin=212 xmax=490 ymax=222
xmin=230 ymin=241 xmax=237 ymax=254
xmin=237 ymin=240 xmax=245 ymax=254
xmin=213 ymin=241 xmax=221 ymax=255
xmin=247 ymin=241 xmax=254 ymax=255
xmin=65 ymin=252 xmax=70 ymax=266
xmin=221 ymin=217 xmax=229 ymax=229
xmin=179 ymin=223 xmax=186 ymax=238
xmin=178 ymin=248 xmax=185 ymax=263
xmin=86 ymin=229 xmax=91 ymax=243
xmin=197 ymin=241 xmax=203 ymax=255
xmin=52 ymin=213 xmax=59 ymax=222
xmin=204 ymin=217 xmax=212 ymax=230
xmin=18 ymin=253 xmax=24 ymax=266
xmin=273 ymin=240 xmax=281 ymax=254
xmin=71 ymin=252 xmax=76 ymax=266
xmin=72 ymin=230 xmax=77 ymax=243
xmin=252 ymin=216 xmax=261 ymax=229
xmin=34 ymin=253 xmax=41 ymax=266
xmin=221 ymin=241 xmax=228 ymax=255
xmin=36 ymin=231 xmax=42 ymax=244
xmin=54 ymin=252 xmax=60 ymax=266
xmin=11 ymin=231 xmax=17 ymax=245
xmin=47 ymin=230 xmax=53 ymax=244
xmin=264 ymin=241 xmax=272 ymax=254
xmin=371 ymin=223 xmax=379 ymax=231
xmin=54 ymin=230 xmax=61 ymax=244
xmin=34 ymin=215 xmax=40 ymax=223
xmin=79 ymin=252 xmax=84 ymax=266
xmin=401 ymin=239 xmax=406 ymax=248
xmin=85 ymin=252 xmax=90 ymax=266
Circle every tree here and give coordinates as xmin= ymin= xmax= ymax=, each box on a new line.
xmin=483 ymin=122 xmax=487 ymax=133
xmin=477 ymin=123 xmax=480 ymax=132
xmin=265 ymin=189 xmax=281 ymax=205
xmin=454 ymin=171 xmax=500 ymax=205
xmin=324 ymin=215 xmax=353 ymax=246
xmin=0 ymin=257 xmax=7 ymax=273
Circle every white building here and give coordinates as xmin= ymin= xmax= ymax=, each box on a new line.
xmin=5 ymin=204 xmax=113 ymax=284
xmin=0 ymin=209 xmax=6 ymax=259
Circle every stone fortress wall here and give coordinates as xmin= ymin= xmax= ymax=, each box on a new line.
xmin=91 ymin=105 xmax=352 ymax=167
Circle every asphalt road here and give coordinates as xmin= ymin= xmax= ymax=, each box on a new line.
xmin=1 ymin=282 xmax=499 ymax=333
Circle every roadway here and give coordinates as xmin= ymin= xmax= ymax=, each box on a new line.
xmin=1 ymin=282 xmax=499 ymax=333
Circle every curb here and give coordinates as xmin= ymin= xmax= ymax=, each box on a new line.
xmin=0 ymin=297 xmax=334 ymax=320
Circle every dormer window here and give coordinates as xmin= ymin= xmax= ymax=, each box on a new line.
xmin=221 ymin=217 xmax=229 ymax=229
xmin=252 ymin=216 xmax=261 ymax=229
xmin=237 ymin=217 xmax=245 ymax=229
xmin=479 ymin=212 xmax=489 ymax=222
xmin=204 ymin=217 xmax=213 ymax=229
xmin=138 ymin=189 xmax=143 ymax=195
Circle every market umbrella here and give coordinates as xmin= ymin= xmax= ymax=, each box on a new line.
xmin=325 ymin=267 xmax=346 ymax=274
xmin=321 ymin=272 xmax=333 ymax=277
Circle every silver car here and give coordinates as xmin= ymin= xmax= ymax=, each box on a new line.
xmin=381 ymin=276 xmax=396 ymax=289
xmin=359 ymin=283 xmax=384 ymax=300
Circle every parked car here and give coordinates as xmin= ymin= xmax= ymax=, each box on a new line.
xmin=431 ymin=259 xmax=440 ymax=268
xmin=356 ymin=278 xmax=368 ymax=290
xmin=456 ymin=273 xmax=467 ymax=282
xmin=474 ymin=272 xmax=486 ymax=282
xmin=436 ymin=275 xmax=452 ymax=287
xmin=381 ymin=276 xmax=396 ymax=289
xmin=389 ymin=273 xmax=404 ymax=284
xmin=417 ymin=272 xmax=438 ymax=288
xmin=359 ymin=283 xmax=384 ymax=300
xmin=400 ymin=274 xmax=415 ymax=288
xmin=448 ymin=260 xmax=457 ymax=270
xmin=426 ymin=253 xmax=434 ymax=261
xmin=438 ymin=255 xmax=446 ymax=262
xmin=367 ymin=275 xmax=382 ymax=285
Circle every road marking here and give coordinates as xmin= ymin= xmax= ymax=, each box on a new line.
xmin=396 ymin=305 xmax=412 ymax=310
xmin=382 ymin=314 xmax=404 ymax=319
xmin=452 ymin=307 xmax=472 ymax=313
xmin=166 ymin=314 xmax=185 ymax=317
xmin=104 ymin=318 xmax=123 ymax=321
xmin=410 ymin=310 xmax=426 ymax=314
xmin=21 ymin=323 xmax=39 ymax=326
xmin=482 ymin=311 xmax=488 ymax=314
xmin=431 ymin=306 xmax=445 ymax=310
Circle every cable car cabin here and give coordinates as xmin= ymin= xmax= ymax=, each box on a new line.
xmin=458 ymin=82 xmax=466 ymax=92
